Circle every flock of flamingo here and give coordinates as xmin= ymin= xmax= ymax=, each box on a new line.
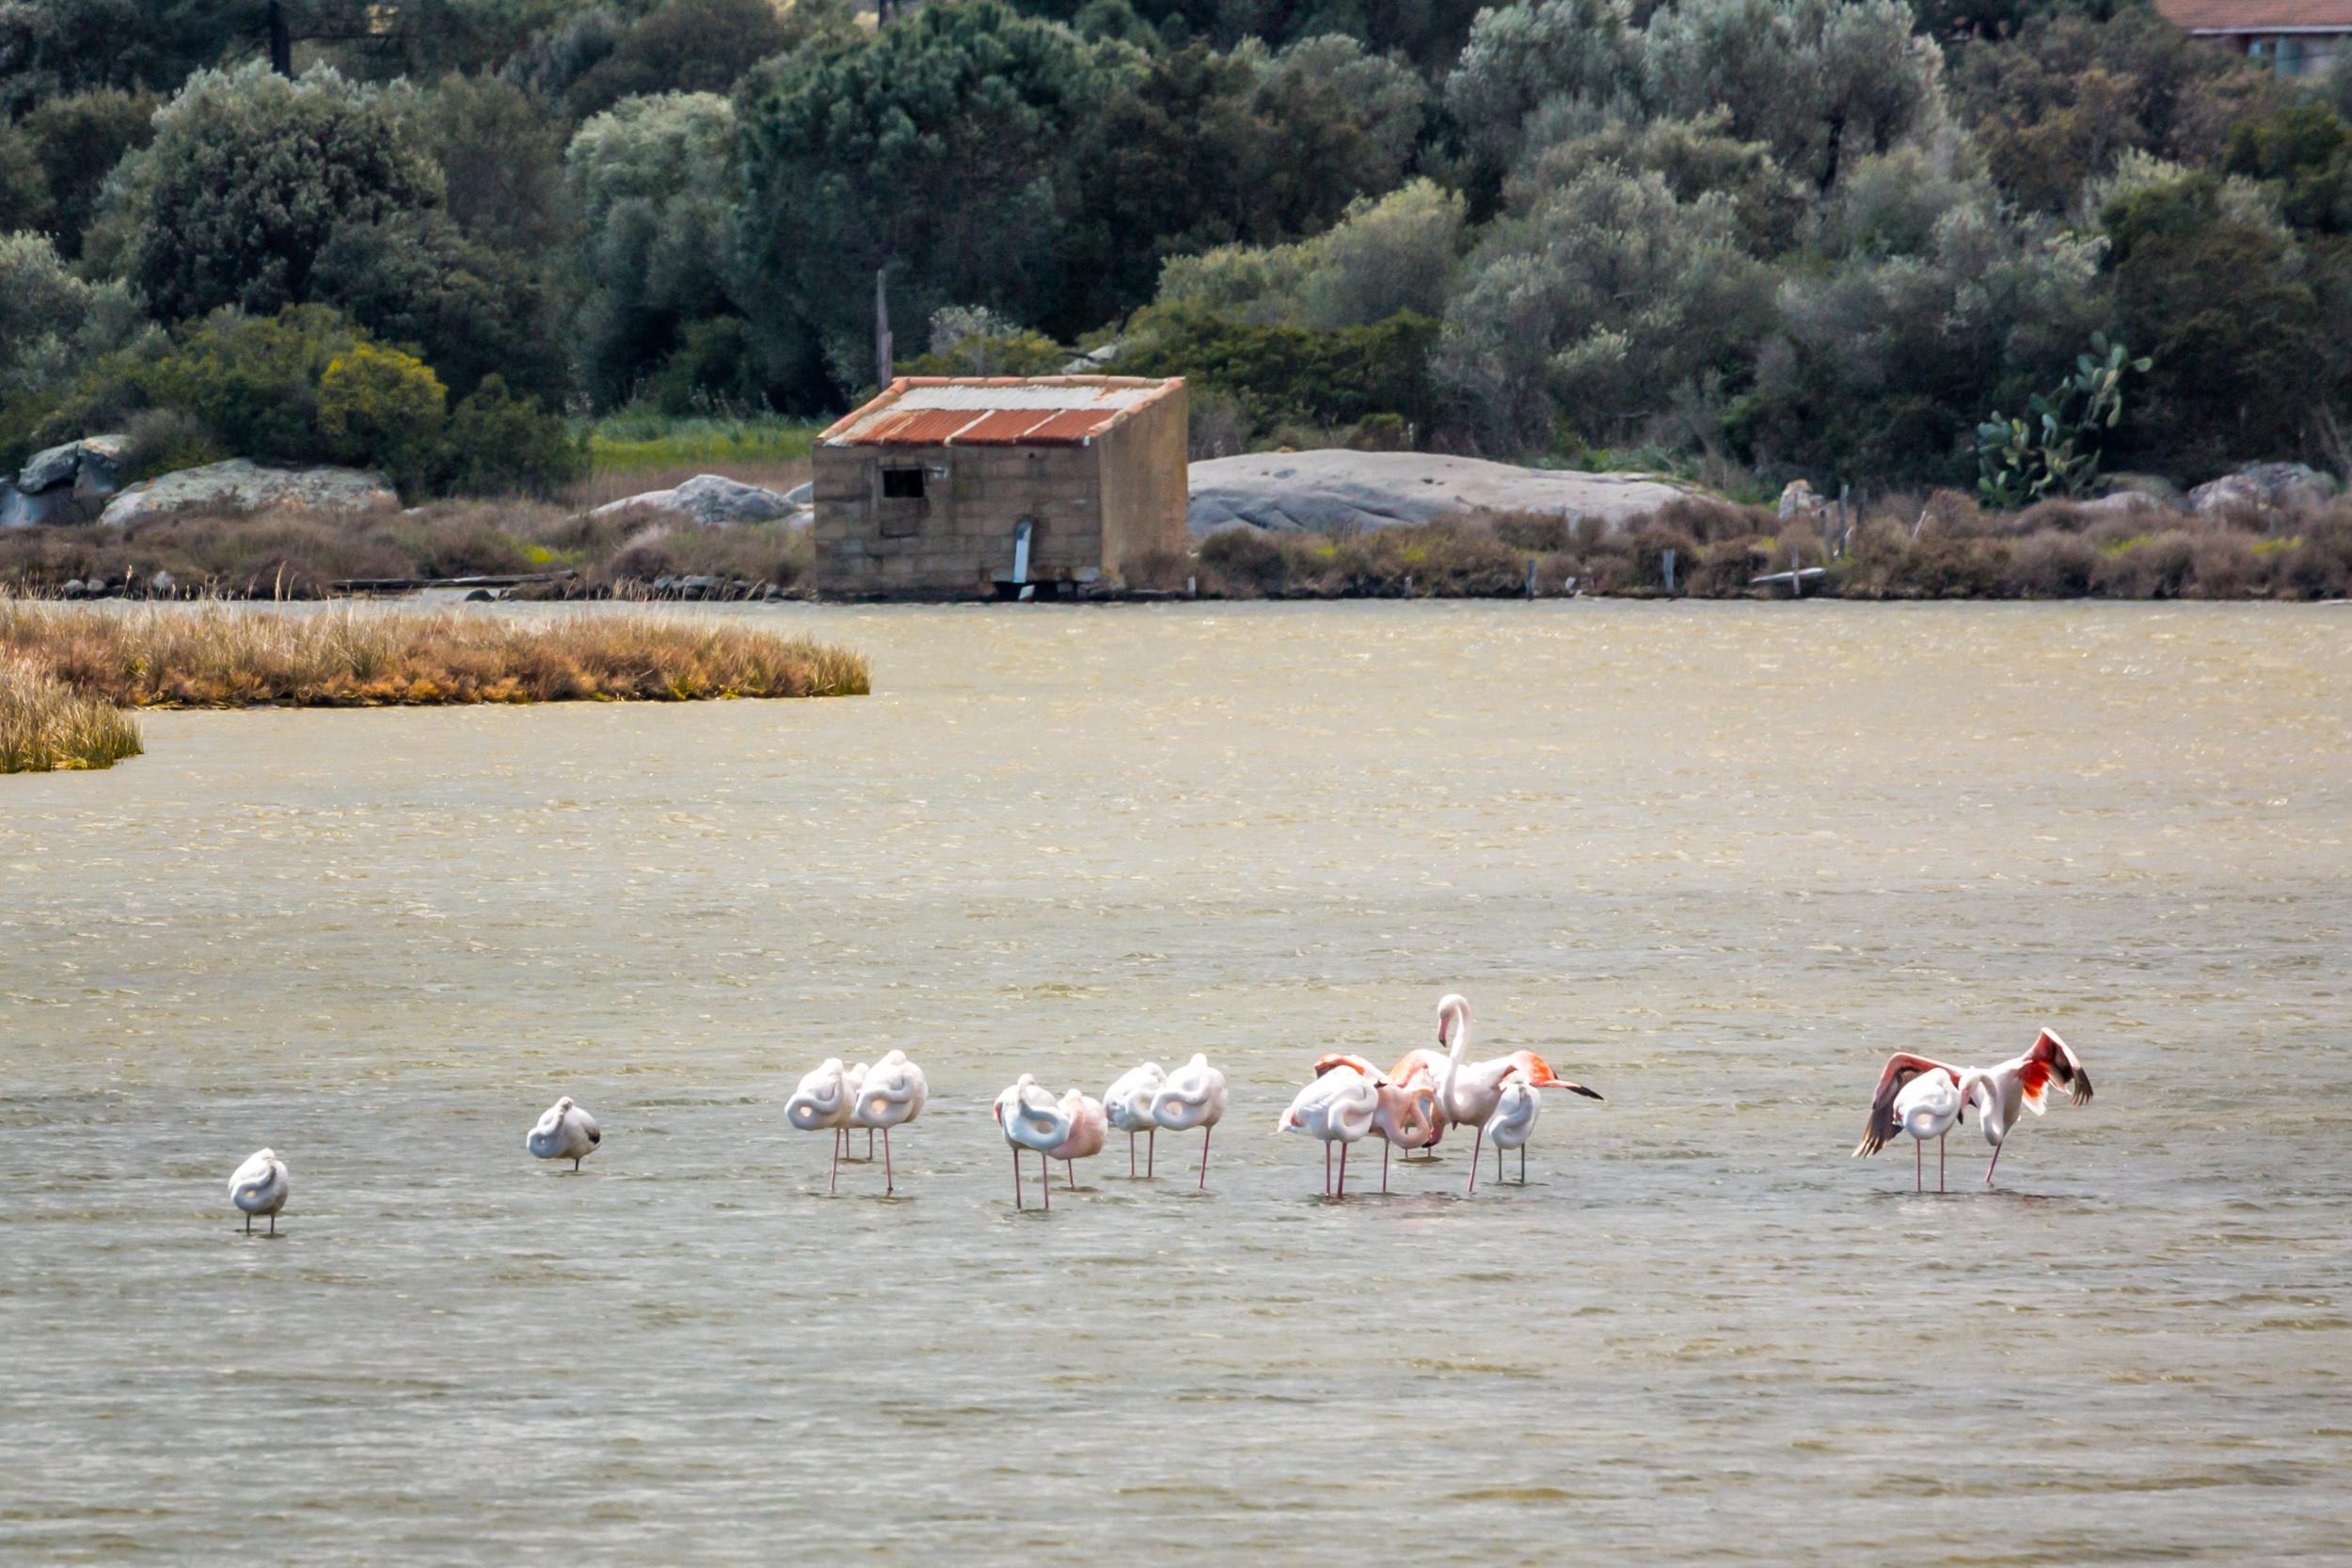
xmin=223 ymin=993 xmax=2097 ymax=1233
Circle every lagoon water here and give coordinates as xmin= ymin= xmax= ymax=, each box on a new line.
xmin=3 ymin=601 xmax=2349 ymax=1564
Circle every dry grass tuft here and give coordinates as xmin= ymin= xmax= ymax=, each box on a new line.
xmin=0 ymin=595 xmax=869 ymax=709
xmin=0 ymin=658 xmax=144 ymax=773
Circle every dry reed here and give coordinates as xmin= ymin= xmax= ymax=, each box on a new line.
xmin=0 ymin=596 xmax=869 ymax=708
xmin=0 ymin=658 xmax=144 ymax=773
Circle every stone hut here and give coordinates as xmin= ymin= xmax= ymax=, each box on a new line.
xmin=813 ymin=375 xmax=1188 ymax=599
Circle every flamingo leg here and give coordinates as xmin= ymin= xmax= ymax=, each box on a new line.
xmin=1324 ymin=1140 xmax=1331 ymax=1197
xmin=1468 ymin=1124 xmax=1486 ymax=1196
xmin=867 ymin=1129 xmax=875 ymax=1160
xmin=1041 ymin=1150 xmax=1051 ymax=1212
xmin=1149 ymin=1129 xmax=1155 ymax=1180
xmin=1338 ymin=1143 xmax=1348 ymax=1197
xmin=1129 ymin=1132 xmax=1136 ymax=1179
xmin=1496 ymin=1139 xmax=1502 ymax=1185
xmin=1985 ymin=1141 xmax=2003 ymax=1187
xmin=1199 ymin=1127 xmax=1211 ymax=1191
xmin=883 ymin=1128 xmax=895 ymax=1195
xmin=1012 ymin=1145 xmax=1023 ymax=1211
xmin=245 ymin=1214 xmax=252 ymax=1236
xmin=1915 ymin=1139 xmax=1922 ymax=1193
xmin=268 ymin=1213 xmax=276 ymax=1236
xmin=1939 ymin=1132 xmax=1947 ymax=1193
xmin=1067 ymin=1159 xmax=1075 ymax=1192
xmin=1519 ymin=1145 xmax=1526 ymax=1184
xmin=830 ymin=1129 xmax=841 ymax=1195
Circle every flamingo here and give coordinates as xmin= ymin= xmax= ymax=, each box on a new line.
xmin=786 ymin=1057 xmax=855 ymax=1193
xmin=1150 ymin=1053 xmax=1229 ymax=1191
xmin=527 ymin=1096 xmax=601 ymax=1170
xmin=1048 ymin=1088 xmax=1108 ymax=1190
xmin=1277 ymin=1066 xmax=1378 ymax=1196
xmin=1433 ymin=994 xmax=1603 ymax=1196
xmin=1104 ymin=1060 xmax=1166 ymax=1178
xmin=844 ymin=1060 xmax=875 ymax=1162
xmin=853 ymin=1049 xmax=928 ymax=1196
xmin=1854 ymin=1030 xmax=2093 ymax=1187
xmin=1480 ymin=1079 xmax=1540 ymax=1190
xmin=228 ymin=1148 xmax=289 ymax=1235
xmin=1305 ymin=1056 xmax=1440 ymax=1192
xmin=993 ymin=1073 xmax=1073 ymax=1212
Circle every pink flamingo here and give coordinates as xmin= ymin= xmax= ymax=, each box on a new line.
xmin=1048 ymin=1088 xmax=1107 ymax=1190
xmin=1855 ymin=1029 xmax=2092 ymax=1187
xmin=993 ymin=1074 xmax=1073 ymax=1212
xmin=1432 ymin=994 xmax=1602 ymax=1196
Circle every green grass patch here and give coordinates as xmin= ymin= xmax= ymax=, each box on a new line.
xmin=580 ymin=412 xmax=822 ymax=476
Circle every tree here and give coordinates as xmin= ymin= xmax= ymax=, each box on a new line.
xmin=561 ymin=0 xmax=793 ymax=119
xmin=1435 ymin=163 xmax=1772 ymax=451
xmin=1156 ymin=177 xmax=1465 ymax=326
xmin=0 ymin=230 xmax=153 ymax=396
xmin=19 ymin=88 xmax=162 ymax=257
xmin=564 ymin=89 xmax=740 ymax=404
xmin=421 ymin=72 xmax=568 ymax=260
xmin=311 ymin=214 xmax=572 ymax=404
xmin=1442 ymin=0 xmax=1639 ymax=171
xmin=2224 ymin=103 xmax=2352 ymax=237
xmin=735 ymin=2 xmax=1117 ymax=393
xmin=1641 ymin=0 xmax=1946 ymax=192
xmin=319 ymin=336 xmax=447 ymax=490
xmin=117 ymin=62 xmax=443 ymax=323
xmin=1951 ymin=3 xmax=2274 ymax=214
xmin=0 ymin=117 xmax=47 ymax=231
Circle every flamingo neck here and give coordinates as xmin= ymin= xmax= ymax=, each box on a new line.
xmin=1438 ymin=1005 xmax=1472 ymax=1104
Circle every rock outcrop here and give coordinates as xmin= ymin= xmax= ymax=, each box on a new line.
xmin=2187 ymin=463 xmax=2339 ymax=516
xmin=99 ymin=459 xmax=398 ymax=526
xmin=592 ymin=472 xmax=803 ymax=526
xmin=1187 ymin=451 xmax=1691 ymax=535
xmin=2 ymin=434 xmax=129 ymax=527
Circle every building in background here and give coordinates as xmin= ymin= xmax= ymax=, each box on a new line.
xmin=2158 ymin=0 xmax=2352 ymax=76
xmin=813 ymin=376 xmax=1189 ymax=600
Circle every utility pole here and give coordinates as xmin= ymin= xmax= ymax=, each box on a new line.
xmin=267 ymin=0 xmax=294 ymax=76
xmin=874 ymin=268 xmax=893 ymax=391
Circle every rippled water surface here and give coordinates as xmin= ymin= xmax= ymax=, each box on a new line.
xmin=4 ymin=601 xmax=2349 ymax=1565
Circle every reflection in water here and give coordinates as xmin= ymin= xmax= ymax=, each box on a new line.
xmin=2 ymin=601 xmax=2348 ymax=1563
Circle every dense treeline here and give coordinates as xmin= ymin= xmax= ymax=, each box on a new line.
xmin=3 ymin=0 xmax=2349 ymax=499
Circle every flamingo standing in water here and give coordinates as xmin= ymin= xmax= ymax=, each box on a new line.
xmin=228 ymin=1148 xmax=289 ymax=1235
xmin=1048 ymin=1088 xmax=1108 ymax=1190
xmin=1433 ymin=993 xmax=1604 ymax=1196
xmin=1150 ymin=1053 xmax=1229 ymax=1192
xmin=993 ymin=1074 xmax=1073 ymax=1212
xmin=1104 ymin=1061 xmax=1166 ymax=1179
xmin=1481 ymin=1079 xmax=1540 ymax=1189
xmin=853 ymin=1049 xmax=928 ymax=1195
xmin=528 ymin=1096 xmax=602 ymax=1170
xmin=1306 ymin=1055 xmax=1440 ymax=1193
xmin=1854 ymin=1029 xmax=2093 ymax=1188
xmin=844 ymin=1060 xmax=875 ymax=1162
xmin=1278 ymin=1066 xmax=1377 ymax=1196
xmin=786 ymin=1057 xmax=855 ymax=1193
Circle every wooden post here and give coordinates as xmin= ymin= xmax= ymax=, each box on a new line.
xmin=874 ymin=268 xmax=893 ymax=390
xmin=1403 ymin=574 xmax=1413 ymax=596
xmin=1789 ymin=545 xmax=1804 ymax=599
xmin=1661 ymin=547 xmax=1677 ymax=596
xmin=1525 ymin=558 xmax=1537 ymax=599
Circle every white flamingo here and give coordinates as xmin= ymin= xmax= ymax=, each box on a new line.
xmin=853 ymin=1049 xmax=928 ymax=1195
xmin=228 ymin=1148 xmax=289 ymax=1235
xmin=1277 ymin=1066 xmax=1378 ymax=1196
xmin=1480 ymin=1079 xmax=1540 ymax=1189
xmin=1150 ymin=1053 xmax=1229 ymax=1191
xmin=1104 ymin=1060 xmax=1167 ymax=1179
xmin=844 ymin=1060 xmax=874 ymax=1162
xmin=1433 ymin=994 xmax=1603 ymax=1196
xmin=786 ymin=1057 xmax=855 ymax=1193
xmin=527 ymin=1096 xmax=601 ymax=1170
xmin=1854 ymin=1029 xmax=2093 ymax=1188
xmin=993 ymin=1073 xmax=1073 ymax=1212
xmin=1048 ymin=1088 xmax=1108 ymax=1191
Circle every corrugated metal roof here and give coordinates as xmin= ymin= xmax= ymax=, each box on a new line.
xmin=2157 ymin=0 xmax=2352 ymax=27
xmin=820 ymin=375 xmax=1184 ymax=448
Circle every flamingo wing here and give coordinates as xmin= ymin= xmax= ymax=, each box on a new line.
xmin=1853 ymin=1053 xmax=1965 ymax=1157
xmin=2017 ymin=1028 xmax=2091 ymax=1112
xmin=1312 ymin=1053 xmax=1384 ymax=1083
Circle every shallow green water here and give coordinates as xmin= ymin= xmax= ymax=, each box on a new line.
xmin=3 ymin=601 xmax=2347 ymax=1564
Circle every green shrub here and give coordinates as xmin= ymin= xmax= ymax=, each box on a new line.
xmin=437 ymin=376 xmax=588 ymax=497
xmin=1119 ymin=307 xmax=1438 ymax=436
xmin=320 ymin=340 xmax=448 ymax=492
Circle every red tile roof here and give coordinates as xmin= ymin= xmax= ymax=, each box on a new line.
xmin=2157 ymin=0 xmax=2352 ymax=30
xmin=820 ymin=376 xmax=1184 ymax=449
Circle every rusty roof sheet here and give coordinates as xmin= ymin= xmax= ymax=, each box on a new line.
xmin=2157 ymin=0 xmax=2352 ymax=27
xmin=820 ymin=375 xmax=1184 ymax=448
